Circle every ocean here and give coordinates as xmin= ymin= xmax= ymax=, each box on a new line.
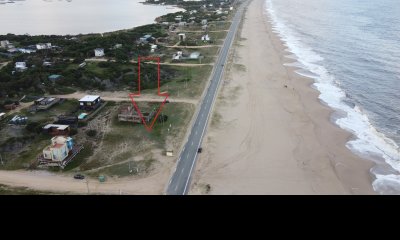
xmin=265 ymin=0 xmax=400 ymax=194
xmin=0 ymin=0 xmax=183 ymax=35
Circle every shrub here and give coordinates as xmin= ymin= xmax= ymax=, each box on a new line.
xmin=86 ymin=129 xmax=97 ymax=137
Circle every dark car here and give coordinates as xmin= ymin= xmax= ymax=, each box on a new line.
xmin=197 ymin=147 xmax=203 ymax=153
xmin=74 ymin=174 xmax=85 ymax=180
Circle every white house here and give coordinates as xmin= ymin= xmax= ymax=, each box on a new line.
xmin=178 ymin=21 xmax=187 ymax=27
xmin=150 ymin=44 xmax=158 ymax=53
xmin=15 ymin=62 xmax=27 ymax=72
xmin=18 ymin=48 xmax=36 ymax=54
xmin=175 ymin=15 xmax=183 ymax=22
xmin=139 ymin=34 xmax=153 ymax=43
xmin=172 ymin=51 xmax=183 ymax=60
xmin=42 ymin=136 xmax=74 ymax=162
xmin=79 ymin=95 xmax=101 ymax=110
xmin=36 ymin=43 xmax=52 ymax=50
xmin=201 ymin=19 xmax=208 ymax=25
xmin=178 ymin=33 xmax=186 ymax=41
xmin=0 ymin=40 xmax=10 ymax=48
xmin=201 ymin=34 xmax=211 ymax=42
xmin=94 ymin=48 xmax=105 ymax=57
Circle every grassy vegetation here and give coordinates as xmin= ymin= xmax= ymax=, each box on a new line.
xmin=0 ymin=184 xmax=60 ymax=195
xmin=211 ymin=111 xmax=222 ymax=127
xmin=63 ymin=144 xmax=94 ymax=172
xmin=19 ymin=99 xmax=78 ymax=123
xmin=89 ymin=154 xmax=156 ymax=178
xmin=1 ymin=134 xmax=48 ymax=170
xmin=80 ymin=102 xmax=194 ymax=174
xmin=145 ymin=65 xmax=212 ymax=99
xmin=233 ymin=64 xmax=246 ymax=72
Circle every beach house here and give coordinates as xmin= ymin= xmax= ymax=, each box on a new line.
xmin=42 ymin=136 xmax=74 ymax=162
xmin=43 ymin=124 xmax=70 ymax=136
xmin=139 ymin=34 xmax=154 ymax=44
xmin=34 ymin=97 xmax=60 ymax=110
xmin=15 ymin=62 xmax=27 ymax=72
xmin=36 ymin=43 xmax=52 ymax=50
xmin=0 ymin=40 xmax=10 ymax=48
xmin=150 ymin=44 xmax=158 ymax=53
xmin=94 ymin=48 xmax=105 ymax=57
xmin=172 ymin=51 xmax=183 ymax=60
xmin=79 ymin=95 xmax=101 ymax=110
xmin=178 ymin=33 xmax=187 ymax=41
xmin=118 ymin=105 xmax=156 ymax=124
xmin=201 ymin=34 xmax=211 ymax=42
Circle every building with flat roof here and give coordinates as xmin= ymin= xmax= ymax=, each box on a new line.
xmin=79 ymin=95 xmax=101 ymax=110
xmin=43 ymin=124 xmax=70 ymax=136
xmin=15 ymin=62 xmax=27 ymax=72
xmin=34 ymin=97 xmax=60 ymax=110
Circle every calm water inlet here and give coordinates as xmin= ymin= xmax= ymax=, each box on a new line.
xmin=0 ymin=0 xmax=183 ymax=35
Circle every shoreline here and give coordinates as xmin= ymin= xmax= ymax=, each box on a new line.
xmin=190 ymin=0 xmax=375 ymax=195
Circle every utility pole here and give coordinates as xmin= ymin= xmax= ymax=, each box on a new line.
xmin=86 ymin=179 xmax=90 ymax=194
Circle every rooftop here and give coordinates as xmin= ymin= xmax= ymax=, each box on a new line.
xmin=48 ymin=74 xmax=62 ymax=79
xmin=53 ymin=143 xmax=65 ymax=149
xmin=79 ymin=95 xmax=100 ymax=102
xmin=43 ymin=124 xmax=69 ymax=131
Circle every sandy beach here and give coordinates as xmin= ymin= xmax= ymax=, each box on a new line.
xmin=190 ymin=0 xmax=375 ymax=195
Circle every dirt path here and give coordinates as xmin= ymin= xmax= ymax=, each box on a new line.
xmin=84 ymin=59 xmax=211 ymax=66
xmin=165 ymin=45 xmax=222 ymax=49
xmin=130 ymin=60 xmax=212 ymax=67
xmin=181 ymin=30 xmax=229 ymax=33
xmin=0 ymin=61 xmax=10 ymax=70
xmin=51 ymin=91 xmax=198 ymax=104
xmin=0 ymin=170 xmax=168 ymax=194
xmin=6 ymin=101 xmax=33 ymax=115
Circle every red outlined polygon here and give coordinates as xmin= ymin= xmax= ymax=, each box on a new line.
xmin=128 ymin=57 xmax=169 ymax=132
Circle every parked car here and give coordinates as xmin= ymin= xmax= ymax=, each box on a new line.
xmin=74 ymin=173 xmax=85 ymax=180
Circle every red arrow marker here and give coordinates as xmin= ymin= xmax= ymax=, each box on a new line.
xmin=129 ymin=57 xmax=169 ymax=132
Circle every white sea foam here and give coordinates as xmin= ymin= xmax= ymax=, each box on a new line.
xmin=265 ymin=0 xmax=400 ymax=194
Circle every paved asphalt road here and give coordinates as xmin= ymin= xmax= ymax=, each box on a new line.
xmin=166 ymin=1 xmax=248 ymax=195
